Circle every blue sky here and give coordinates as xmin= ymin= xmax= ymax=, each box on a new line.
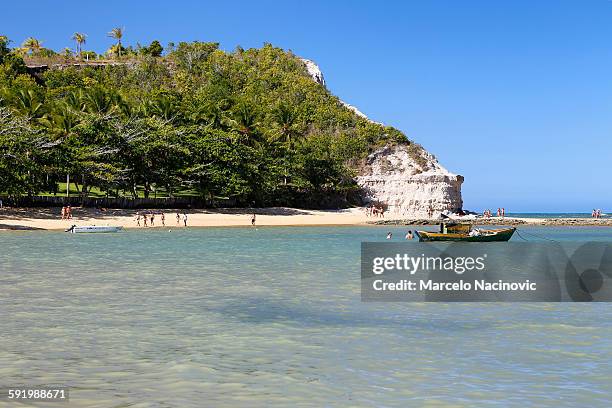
xmin=3 ymin=0 xmax=611 ymax=212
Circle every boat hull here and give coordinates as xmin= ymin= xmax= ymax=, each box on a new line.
xmin=415 ymin=228 xmax=515 ymax=242
xmin=68 ymin=226 xmax=123 ymax=233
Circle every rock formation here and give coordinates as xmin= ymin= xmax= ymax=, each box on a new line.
xmin=355 ymin=145 xmax=463 ymax=217
xmin=301 ymin=58 xmax=464 ymax=217
xmin=301 ymin=59 xmax=325 ymax=87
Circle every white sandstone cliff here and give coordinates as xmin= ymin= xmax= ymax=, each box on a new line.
xmin=300 ymin=59 xmax=463 ymax=217
xmin=301 ymin=59 xmax=325 ymax=87
xmin=355 ymin=145 xmax=463 ymax=217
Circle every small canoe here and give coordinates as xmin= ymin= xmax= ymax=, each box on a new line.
xmin=66 ymin=225 xmax=123 ymax=233
xmin=415 ymin=223 xmax=515 ymax=242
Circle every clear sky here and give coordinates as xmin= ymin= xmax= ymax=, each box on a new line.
xmin=3 ymin=0 xmax=611 ymax=212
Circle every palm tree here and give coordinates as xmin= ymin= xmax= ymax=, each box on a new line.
xmin=72 ymin=32 xmax=87 ymax=59
xmin=272 ymin=102 xmax=298 ymax=147
xmin=107 ymin=27 xmax=124 ymax=57
xmin=83 ymin=87 xmax=116 ymax=114
xmin=43 ymin=102 xmax=80 ymax=136
xmin=22 ymin=37 xmax=42 ymax=55
xmin=64 ymin=89 xmax=85 ymax=112
xmin=193 ymin=100 xmax=226 ymax=128
xmin=14 ymin=89 xmax=45 ymax=119
xmin=148 ymin=96 xmax=177 ymax=121
xmin=229 ymin=102 xmax=261 ymax=145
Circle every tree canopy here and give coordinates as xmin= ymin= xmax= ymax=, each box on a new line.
xmin=0 ymin=36 xmax=417 ymax=207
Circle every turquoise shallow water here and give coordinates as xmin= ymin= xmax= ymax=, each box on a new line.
xmin=1 ymin=226 xmax=612 ymax=407
xmin=507 ymin=213 xmax=610 ymax=219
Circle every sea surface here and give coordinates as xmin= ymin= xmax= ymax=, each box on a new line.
xmin=1 ymin=226 xmax=612 ymax=407
xmin=507 ymin=212 xmax=609 ymax=219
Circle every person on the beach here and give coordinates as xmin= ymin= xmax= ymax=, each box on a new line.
xmin=135 ymin=213 xmax=141 ymax=226
xmin=380 ymin=207 xmax=385 ymax=218
xmin=592 ymin=209 xmax=596 ymax=218
xmin=251 ymin=213 xmax=256 ymax=226
xmin=386 ymin=232 xmax=393 ymax=240
xmin=405 ymin=230 xmax=413 ymax=240
xmin=67 ymin=205 xmax=72 ymax=219
xmin=496 ymin=208 xmax=501 ymax=217
xmin=183 ymin=213 xmax=188 ymax=227
xmin=61 ymin=206 xmax=66 ymax=220
xmin=176 ymin=212 xmax=180 ymax=226
xmin=502 ymin=208 xmax=505 ymax=218
xmin=143 ymin=214 xmax=148 ymax=227
xmin=160 ymin=212 xmax=165 ymax=227
xmin=150 ymin=213 xmax=155 ymax=227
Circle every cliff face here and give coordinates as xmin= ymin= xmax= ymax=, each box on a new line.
xmin=301 ymin=58 xmax=464 ymax=217
xmin=355 ymin=145 xmax=463 ymax=217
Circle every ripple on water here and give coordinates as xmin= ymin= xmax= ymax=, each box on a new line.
xmin=1 ymin=226 xmax=612 ymax=407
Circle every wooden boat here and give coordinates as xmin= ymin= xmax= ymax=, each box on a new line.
xmin=415 ymin=222 xmax=515 ymax=242
xmin=65 ymin=225 xmax=123 ymax=233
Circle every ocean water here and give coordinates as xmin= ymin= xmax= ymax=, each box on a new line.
xmin=507 ymin=213 xmax=609 ymax=219
xmin=1 ymin=226 xmax=612 ymax=407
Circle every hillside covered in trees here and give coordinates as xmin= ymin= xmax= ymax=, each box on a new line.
xmin=0 ymin=35 xmax=421 ymax=207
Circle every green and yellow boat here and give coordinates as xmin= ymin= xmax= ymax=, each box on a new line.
xmin=415 ymin=222 xmax=516 ymax=242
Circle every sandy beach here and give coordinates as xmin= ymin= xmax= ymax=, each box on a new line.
xmin=0 ymin=207 xmax=374 ymax=230
xmin=1 ymin=207 xmax=612 ymax=231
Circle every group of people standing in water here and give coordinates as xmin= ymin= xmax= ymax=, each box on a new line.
xmin=592 ymin=209 xmax=603 ymax=219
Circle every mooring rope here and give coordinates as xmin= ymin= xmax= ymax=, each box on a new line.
xmin=515 ymin=229 xmax=559 ymax=243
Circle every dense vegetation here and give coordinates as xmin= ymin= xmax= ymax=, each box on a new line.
xmin=0 ymin=34 xmax=415 ymax=207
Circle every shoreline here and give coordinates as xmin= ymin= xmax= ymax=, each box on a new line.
xmin=1 ymin=207 xmax=611 ymax=231
xmin=0 ymin=207 xmax=372 ymax=231
xmin=370 ymin=217 xmax=612 ymax=227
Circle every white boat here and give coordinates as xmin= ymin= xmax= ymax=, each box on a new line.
xmin=66 ymin=225 xmax=123 ymax=233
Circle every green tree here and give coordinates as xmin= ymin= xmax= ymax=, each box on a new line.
xmin=72 ymin=32 xmax=87 ymax=59
xmin=141 ymin=40 xmax=163 ymax=57
xmin=0 ymin=36 xmax=26 ymax=80
xmin=0 ymin=107 xmax=56 ymax=195
xmin=22 ymin=37 xmax=43 ymax=55
xmin=0 ymin=35 xmax=10 ymax=60
xmin=107 ymin=27 xmax=124 ymax=57
xmin=11 ymin=88 xmax=46 ymax=120
xmin=228 ymin=101 xmax=261 ymax=146
xmin=271 ymin=102 xmax=300 ymax=147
